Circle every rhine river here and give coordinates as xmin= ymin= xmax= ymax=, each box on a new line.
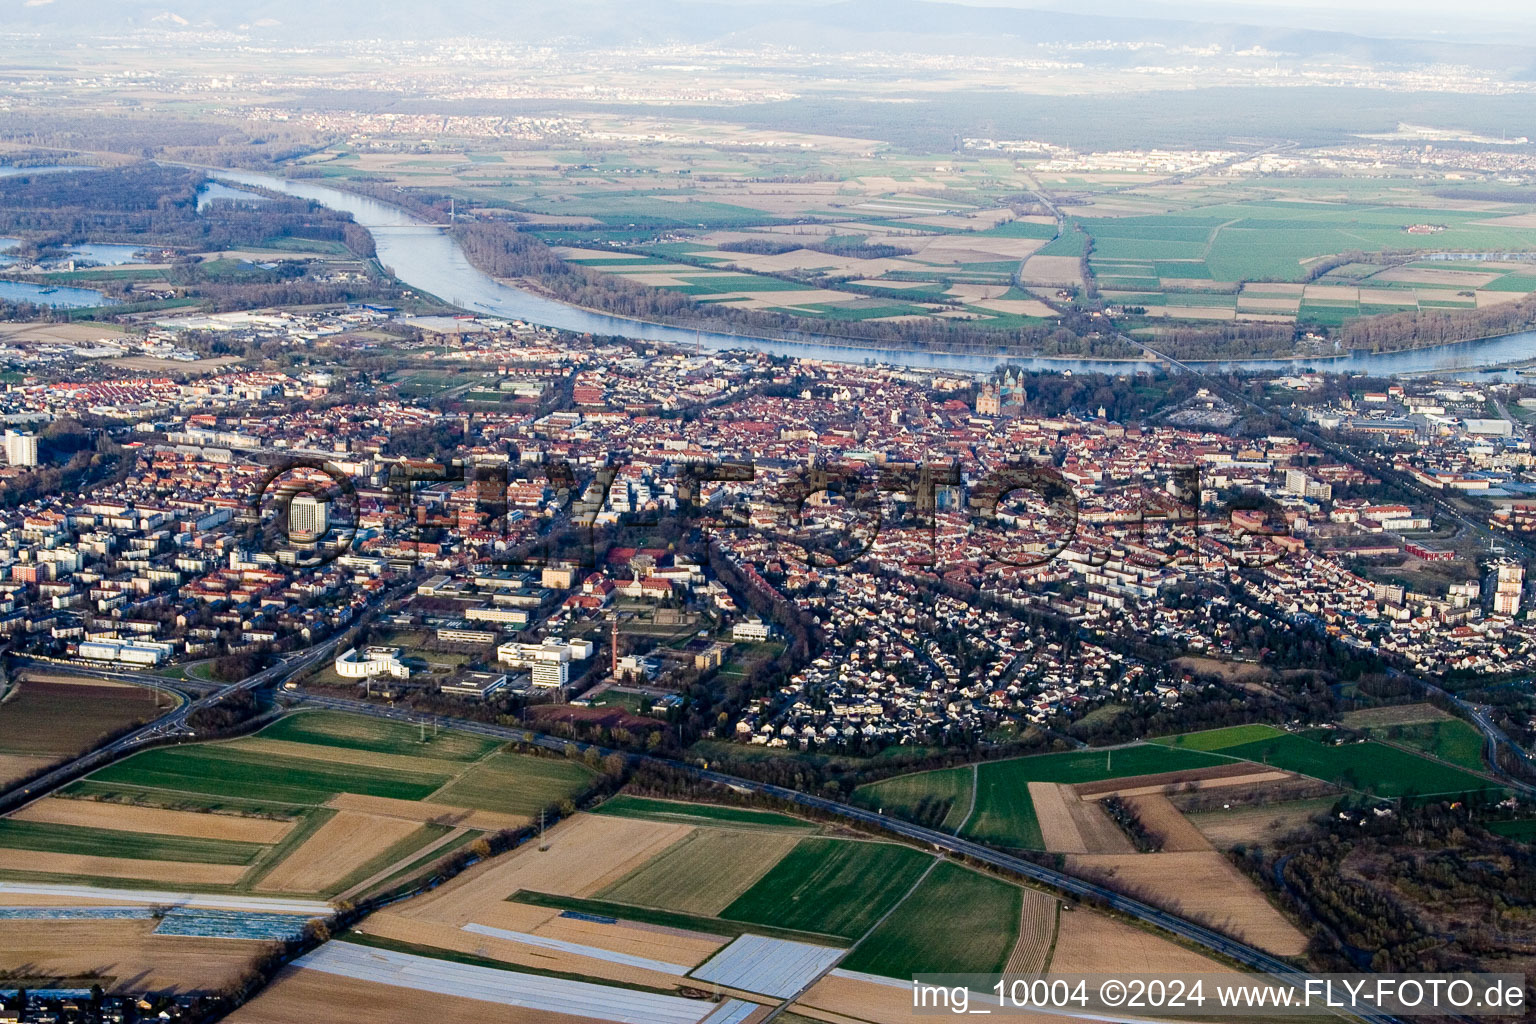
xmin=214 ymin=169 xmax=1536 ymax=378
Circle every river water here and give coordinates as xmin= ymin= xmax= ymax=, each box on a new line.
xmin=215 ymin=169 xmax=1536 ymax=377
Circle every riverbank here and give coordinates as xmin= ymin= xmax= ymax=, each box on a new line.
xmin=207 ymin=166 xmax=1536 ymax=379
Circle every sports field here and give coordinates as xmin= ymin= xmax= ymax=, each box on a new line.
xmin=720 ymin=837 xmax=933 ymax=940
xmin=840 ymin=861 xmax=1024 ymax=977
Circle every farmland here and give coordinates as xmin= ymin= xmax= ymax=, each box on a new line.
xmin=720 ymin=837 xmax=933 ymax=939
xmin=288 ymin=137 xmax=1536 ymax=359
xmin=0 ymin=711 xmax=594 ymax=899
xmin=1214 ymin=732 xmax=1500 ymax=799
xmin=858 ymin=743 xmax=1233 ymax=850
xmin=840 ymin=861 xmax=1026 ymax=977
xmin=596 ymin=827 xmax=803 ymax=915
xmin=1352 ymin=718 xmax=1488 ymax=773
xmin=0 ymin=676 xmax=165 ymax=786
xmin=427 ymin=750 xmax=597 ymax=816
xmin=1152 ymin=723 xmax=1287 ymax=751
xmin=851 ymin=765 xmax=973 ymax=831
xmin=594 ymin=794 xmax=818 ymax=830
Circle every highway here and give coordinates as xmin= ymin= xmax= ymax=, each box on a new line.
xmin=0 ymin=577 xmax=418 ymax=816
xmin=0 ymin=638 xmax=1404 ymax=1022
xmin=1112 ymin=328 xmax=1536 ymax=798
xmin=288 ymin=691 xmax=1404 ymax=1024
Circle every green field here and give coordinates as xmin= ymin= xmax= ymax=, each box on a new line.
xmin=1152 ymin=724 xmax=1288 ymax=752
xmin=0 ymin=819 xmax=265 ymax=865
xmin=598 ymin=827 xmax=797 ymax=915
xmin=1360 ymin=719 xmax=1487 ymax=772
xmin=850 ymin=766 xmax=973 ymax=831
xmin=508 ymin=890 xmax=845 ymax=946
xmin=426 ymin=750 xmax=595 ymax=816
xmin=905 ymin=744 xmax=1233 ymax=849
xmin=87 ymin=745 xmax=450 ymax=805
xmin=73 ymin=713 xmax=591 ymax=818
xmin=1216 ymin=733 xmax=1499 ymax=799
xmin=720 ymin=838 xmax=932 ymax=939
xmin=1488 ymin=820 xmax=1536 ymax=841
xmin=840 ymin=862 xmax=1022 ymax=977
xmin=258 ymin=710 xmax=501 ymax=760
xmin=594 ymin=794 xmax=817 ymax=830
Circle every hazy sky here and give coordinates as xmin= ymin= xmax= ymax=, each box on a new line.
xmin=938 ymin=0 xmax=1536 ymax=39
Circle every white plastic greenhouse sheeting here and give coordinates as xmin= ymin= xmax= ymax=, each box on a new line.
xmin=689 ymin=934 xmax=845 ymax=998
xmin=461 ymin=922 xmax=692 ymax=975
xmin=700 ymin=999 xmax=760 ymax=1024
xmin=0 ymin=882 xmax=331 ymax=915
xmin=292 ymin=941 xmax=717 ymax=1024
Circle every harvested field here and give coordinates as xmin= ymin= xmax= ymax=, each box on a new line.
xmin=1187 ymin=798 xmax=1335 ymax=848
xmin=353 ymin=914 xmax=705 ymax=991
xmin=226 ymin=964 xmax=613 ymax=1024
xmin=1339 ymin=703 xmax=1453 ymax=729
xmin=0 ymin=918 xmax=265 ymax=992
xmin=1016 ymin=255 xmax=1084 ymax=286
xmin=1004 ymin=890 xmax=1057 ymax=975
xmin=1028 ymin=782 xmax=1132 ymax=854
xmin=1028 ymin=782 xmax=1085 ymax=853
xmin=395 ymin=813 xmax=692 ymax=929
xmin=12 ymin=798 xmax=295 ymax=844
xmin=1371 ymin=267 xmax=1500 ymax=287
xmin=1048 ymin=910 xmax=1234 ymax=976
xmin=0 ymin=753 xmax=51 ymax=786
xmin=533 ymin=914 xmax=725 ymax=969
xmin=257 ymin=812 xmax=427 ymax=894
xmin=1121 ymin=795 xmax=1212 ymax=852
xmin=0 ymin=321 xmax=125 ymax=343
xmin=0 ymin=848 xmax=248 ymax=885
xmin=326 ymin=793 xmax=528 ymax=832
xmin=0 ymin=678 xmax=158 ymax=759
xmin=1074 ymin=762 xmax=1292 ymax=799
xmin=598 ymin=827 xmax=801 ymax=916
xmin=1065 ymin=851 xmax=1307 ymax=956
xmin=798 ymin=974 xmax=1062 ymax=1024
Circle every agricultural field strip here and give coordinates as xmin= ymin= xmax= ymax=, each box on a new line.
xmin=0 ymin=818 xmax=268 ymax=865
xmin=597 ymin=827 xmax=803 ymax=916
xmin=338 ymin=827 xmax=472 ymax=902
xmin=0 ymin=881 xmax=331 ymax=914
xmin=10 ymin=798 xmax=296 ymax=844
xmin=690 ymin=933 xmax=847 ymax=999
xmin=827 ymin=968 xmax=906 ymax=989
xmin=719 ymin=837 xmax=933 ymax=939
xmin=839 ymin=861 xmax=1022 ymax=979
xmin=460 ymin=922 xmax=691 ymax=975
xmin=296 ymin=940 xmax=716 ymax=1024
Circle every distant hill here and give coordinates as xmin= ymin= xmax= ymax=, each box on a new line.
xmin=3 ymin=0 xmax=1532 ymax=68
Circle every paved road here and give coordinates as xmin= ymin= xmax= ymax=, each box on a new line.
xmin=0 ymin=578 xmax=418 ymax=814
xmin=290 ymin=692 xmax=1403 ymax=1024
